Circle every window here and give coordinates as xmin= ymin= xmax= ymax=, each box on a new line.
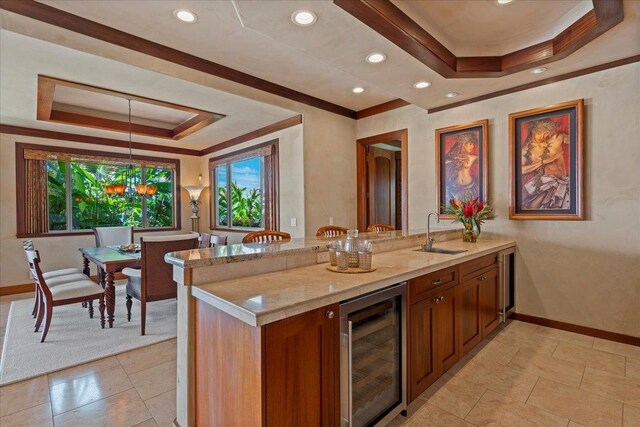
xmin=210 ymin=140 xmax=279 ymax=231
xmin=17 ymin=143 xmax=180 ymax=236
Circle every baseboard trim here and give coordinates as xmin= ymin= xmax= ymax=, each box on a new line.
xmin=0 ymin=273 xmax=127 ymax=297
xmin=510 ymin=313 xmax=640 ymax=347
xmin=0 ymin=283 xmax=34 ymax=296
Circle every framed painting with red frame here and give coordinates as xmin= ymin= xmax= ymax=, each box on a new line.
xmin=435 ymin=119 xmax=489 ymax=219
xmin=509 ymin=99 xmax=584 ymax=220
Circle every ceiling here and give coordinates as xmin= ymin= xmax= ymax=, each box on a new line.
xmin=0 ymin=0 xmax=638 ymax=150
xmin=0 ymin=29 xmax=297 ymax=151
xmin=391 ymin=0 xmax=593 ymax=57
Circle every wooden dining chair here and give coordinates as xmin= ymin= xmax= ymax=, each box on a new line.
xmin=242 ymin=230 xmax=291 ymax=243
xmin=198 ymin=233 xmax=211 ymax=249
xmin=23 ymin=240 xmax=87 ymax=318
xmin=367 ymin=224 xmax=396 ymax=232
xmin=93 ymin=226 xmax=134 ymax=284
xmin=210 ymin=234 xmax=228 ymax=246
xmin=122 ymin=234 xmax=199 ymax=335
xmin=25 ymin=250 xmax=105 ymax=342
xmin=316 ymin=225 xmax=349 ymax=237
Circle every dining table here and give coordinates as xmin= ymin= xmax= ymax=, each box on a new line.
xmin=79 ymin=246 xmax=141 ymax=328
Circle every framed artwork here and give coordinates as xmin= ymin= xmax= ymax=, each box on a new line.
xmin=435 ymin=119 xmax=489 ymax=218
xmin=509 ymin=99 xmax=584 ymax=220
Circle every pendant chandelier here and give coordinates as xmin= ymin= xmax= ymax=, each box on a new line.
xmin=104 ymin=99 xmax=157 ymax=199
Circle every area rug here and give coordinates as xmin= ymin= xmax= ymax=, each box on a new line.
xmin=0 ymin=284 xmax=176 ymax=385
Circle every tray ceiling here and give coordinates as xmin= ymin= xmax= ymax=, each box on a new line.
xmin=1 ymin=1 xmax=638 ymax=116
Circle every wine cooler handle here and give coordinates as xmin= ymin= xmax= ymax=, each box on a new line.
xmin=347 ymin=320 xmax=353 ymax=427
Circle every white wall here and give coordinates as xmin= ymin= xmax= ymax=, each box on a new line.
xmin=198 ymin=124 xmax=306 ymax=244
xmin=0 ymin=134 xmax=202 ymax=286
xmin=357 ymin=63 xmax=640 ymax=336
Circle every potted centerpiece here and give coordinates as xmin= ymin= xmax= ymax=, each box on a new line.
xmin=444 ymin=197 xmax=493 ymax=242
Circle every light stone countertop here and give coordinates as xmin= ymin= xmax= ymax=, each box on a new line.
xmin=165 ymin=226 xmax=462 ymax=268
xmin=192 ymin=239 xmax=515 ymax=326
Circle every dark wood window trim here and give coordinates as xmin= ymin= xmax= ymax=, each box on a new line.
xmin=15 ymin=142 xmax=182 ymax=238
xmin=208 ymin=139 xmax=279 ymax=232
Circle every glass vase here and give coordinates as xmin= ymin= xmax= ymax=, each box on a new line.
xmin=462 ymin=220 xmax=481 ymax=243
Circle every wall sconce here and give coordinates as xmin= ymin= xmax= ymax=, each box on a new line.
xmin=183 ymin=184 xmax=208 ymax=232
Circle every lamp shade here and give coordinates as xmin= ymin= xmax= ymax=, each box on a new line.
xmin=183 ymin=185 xmax=207 ymax=201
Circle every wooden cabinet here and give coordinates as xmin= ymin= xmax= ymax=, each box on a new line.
xmin=409 ymin=251 xmax=503 ymax=402
xmin=458 ymin=254 xmax=500 ymax=355
xmin=408 ymin=284 xmax=460 ymax=402
xmin=265 ymin=304 xmax=339 ymax=427
xmin=408 ymin=295 xmax=438 ymax=401
xmin=457 ymin=278 xmax=482 ymax=355
xmin=479 ymin=268 xmax=500 ymax=337
xmin=194 ymin=300 xmax=339 ymax=427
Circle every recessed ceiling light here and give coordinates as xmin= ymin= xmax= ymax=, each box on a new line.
xmin=446 ymin=92 xmax=458 ymax=98
xmin=291 ymin=10 xmax=317 ymax=26
xmin=531 ymin=67 xmax=548 ymax=74
xmin=496 ymin=0 xmax=513 ymax=4
xmin=366 ymin=53 xmax=386 ymax=64
xmin=352 ymin=87 xmax=365 ymax=94
xmin=413 ymin=81 xmax=431 ymax=89
xmin=174 ymin=9 xmax=197 ymax=23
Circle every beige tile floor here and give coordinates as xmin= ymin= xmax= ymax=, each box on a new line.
xmin=1 ymin=293 xmax=639 ymax=427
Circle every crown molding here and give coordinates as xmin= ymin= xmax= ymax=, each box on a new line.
xmin=0 ymin=0 xmax=357 ymax=119
xmin=334 ymin=0 xmax=624 ymax=78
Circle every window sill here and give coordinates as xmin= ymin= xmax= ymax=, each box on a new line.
xmin=17 ymin=227 xmax=181 ymax=239
xmin=210 ymin=227 xmax=264 ymax=234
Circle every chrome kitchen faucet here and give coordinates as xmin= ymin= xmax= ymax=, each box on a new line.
xmin=423 ymin=211 xmax=440 ymax=252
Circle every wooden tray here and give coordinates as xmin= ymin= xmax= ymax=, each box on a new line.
xmin=326 ymin=265 xmax=377 ymax=274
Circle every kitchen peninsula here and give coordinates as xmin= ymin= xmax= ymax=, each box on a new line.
xmin=165 ymin=230 xmax=515 ymax=427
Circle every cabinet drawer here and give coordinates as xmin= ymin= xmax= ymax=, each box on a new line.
xmin=459 ymin=253 xmax=498 ymax=282
xmin=409 ymin=266 xmax=458 ymax=304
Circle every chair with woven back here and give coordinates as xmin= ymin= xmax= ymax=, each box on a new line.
xmin=316 ymin=225 xmax=349 ymax=238
xmin=25 ymin=249 xmax=105 ymax=342
xmin=122 ymin=234 xmax=199 ymax=335
xmin=23 ymin=240 xmax=87 ymax=318
xmin=367 ymin=224 xmax=396 ymax=232
xmin=242 ymin=230 xmax=291 ymax=244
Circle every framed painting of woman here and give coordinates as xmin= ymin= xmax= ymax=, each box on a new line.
xmin=509 ymin=99 xmax=584 ymax=220
xmin=435 ymin=119 xmax=489 ymax=218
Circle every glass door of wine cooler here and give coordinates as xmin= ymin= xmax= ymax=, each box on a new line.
xmin=340 ymin=284 xmax=406 ymax=427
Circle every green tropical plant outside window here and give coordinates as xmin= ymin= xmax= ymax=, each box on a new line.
xmin=214 ymin=156 xmax=264 ymax=230
xmin=47 ymin=160 xmax=175 ymax=231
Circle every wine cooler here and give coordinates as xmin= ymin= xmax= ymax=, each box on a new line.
xmin=340 ymin=283 xmax=406 ymax=427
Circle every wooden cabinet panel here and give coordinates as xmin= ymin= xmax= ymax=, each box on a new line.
xmin=409 ymin=266 xmax=458 ymax=305
xmin=408 ymin=297 xmax=438 ymax=402
xmin=436 ymin=286 xmax=460 ymax=373
xmin=265 ymin=304 xmax=339 ymax=427
xmin=479 ymin=268 xmax=500 ymax=337
xmin=457 ymin=278 xmax=482 ymax=355
xmin=459 ymin=253 xmax=498 ymax=283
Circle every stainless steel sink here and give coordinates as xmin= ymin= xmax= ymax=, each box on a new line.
xmin=415 ymin=247 xmax=468 ymax=255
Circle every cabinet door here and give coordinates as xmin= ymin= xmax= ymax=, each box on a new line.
xmin=265 ymin=304 xmax=339 ymax=427
xmin=436 ymin=286 xmax=460 ymax=373
xmin=457 ymin=278 xmax=482 ymax=355
xmin=408 ymin=297 xmax=438 ymax=402
xmin=479 ymin=268 xmax=500 ymax=337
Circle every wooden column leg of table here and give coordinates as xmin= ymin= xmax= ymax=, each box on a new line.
xmin=105 ymin=270 xmax=116 ymax=328
xmin=99 ymin=268 xmax=106 ymax=289
xmin=82 ymin=256 xmax=91 ymax=309
xmin=82 ymin=255 xmax=90 ymax=276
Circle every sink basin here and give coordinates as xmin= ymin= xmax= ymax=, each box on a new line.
xmin=415 ymin=247 xmax=468 ymax=255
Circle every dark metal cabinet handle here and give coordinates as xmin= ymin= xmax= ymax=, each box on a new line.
xmin=326 ymin=310 xmax=335 ymax=319
xmin=432 ymin=279 xmax=443 ymax=286
xmin=433 ymin=296 xmax=445 ymax=304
